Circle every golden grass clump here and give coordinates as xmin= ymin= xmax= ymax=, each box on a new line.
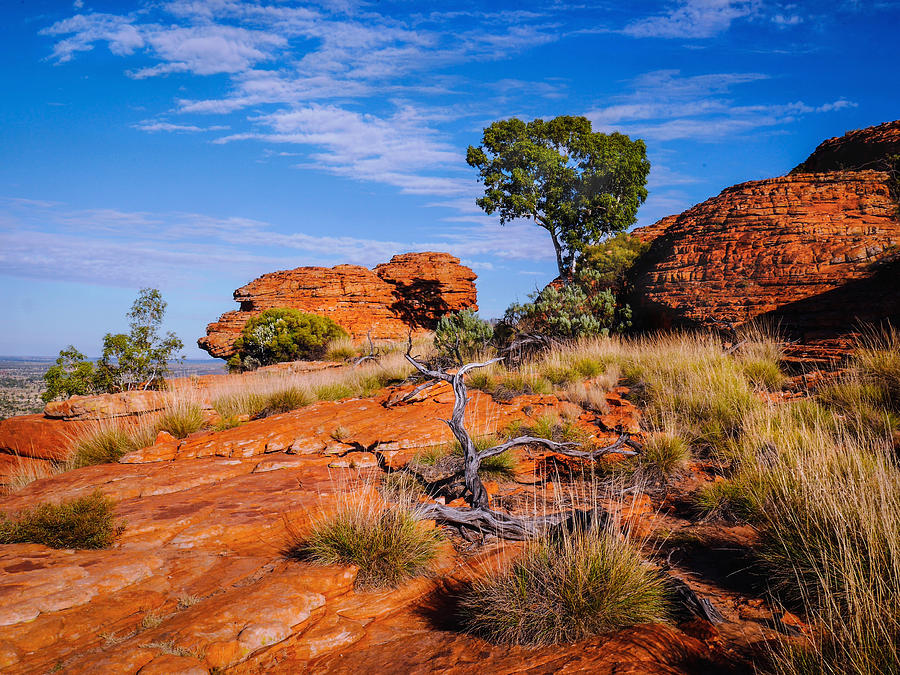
xmin=460 ymin=520 xmax=669 ymax=645
xmin=156 ymin=399 xmax=205 ymax=438
xmin=67 ymin=418 xmax=158 ymax=469
xmin=285 ymin=489 xmax=442 ymax=589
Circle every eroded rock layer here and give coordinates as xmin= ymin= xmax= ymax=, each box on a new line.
xmin=629 ymin=120 xmax=900 ymax=344
xmin=792 ymin=119 xmax=900 ymax=173
xmin=199 ymin=252 xmax=477 ymax=359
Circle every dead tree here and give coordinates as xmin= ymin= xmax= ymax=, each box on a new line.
xmin=403 ymin=349 xmax=640 ymax=540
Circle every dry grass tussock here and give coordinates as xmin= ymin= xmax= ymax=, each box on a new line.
xmin=459 ymin=494 xmax=668 ymax=646
xmin=283 ymin=478 xmax=442 ymax=589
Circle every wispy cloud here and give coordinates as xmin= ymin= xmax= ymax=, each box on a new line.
xmin=587 ymin=69 xmax=856 ymax=141
xmin=0 ymin=197 xmax=550 ymax=288
xmin=623 ymin=0 xmax=760 ymax=39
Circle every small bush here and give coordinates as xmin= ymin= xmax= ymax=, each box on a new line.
xmin=157 ymin=402 xmax=205 ymax=438
xmin=288 ymin=499 xmax=441 ymax=589
xmin=212 ymin=391 xmax=267 ymax=420
xmin=0 ymin=490 xmax=124 ymax=549
xmin=634 ymin=431 xmax=690 ymax=482
xmin=68 ymin=422 xmax=156 ymax=468
xmin=460 ymin=526 xmax=669 ymax=645
xmin=693 ymin=480 xmax=759 ymax=521
xmin=434 ymin=310 xmax=493 ymax=362
xmin=325 ymin=337 xmax=358 ymax=362
xmin=256 ymin=387 xmax=313 ymax=418
xmin=229 ymin=308 xmax=348 ymax=370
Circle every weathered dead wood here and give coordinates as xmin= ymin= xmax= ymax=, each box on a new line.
xmin=352 ymin=331 xmax=381 ymax=366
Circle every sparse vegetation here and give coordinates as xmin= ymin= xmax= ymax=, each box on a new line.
xmin=0 ymin=491 xmax=123 ymax=549
xmin=460 ymin=523 xmax=669 ymax=645
xmin=156 ymin=400 xmax=204 ymax=438
xmin=227 ymin=307 xmax=348 ymax=372
xmin=434 ymin=309 xmax=493 ymax=363
xmin=286 ymin=494 xmax=441 ymax=589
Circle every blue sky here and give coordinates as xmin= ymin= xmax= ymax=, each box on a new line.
xmin=1 ymin=0 xmax=898 ymax=359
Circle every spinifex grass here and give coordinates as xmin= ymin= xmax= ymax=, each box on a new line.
xmin=414 ymin=434 xmax=517 ymax=479
xmin=285 ymin=488 xmax=442 ymax=589
xmin=460 ymin=520 xmax=669 ymax=645
xmin=0 ymin=490 xmax=124 ymax=549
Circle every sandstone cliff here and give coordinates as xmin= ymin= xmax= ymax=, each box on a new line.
xmin=199 ymin=252 xmax=477 ymax=359
xmin=792 ymin=119 xmax=900 ymax=173
xmin=629 ymin=121 xmax=900 ymax=347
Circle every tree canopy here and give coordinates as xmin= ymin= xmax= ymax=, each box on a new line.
xmin=466 ymin=115 xmax=650 ymax=279
xmin=42 ymin=288 xmax=183 ymax=401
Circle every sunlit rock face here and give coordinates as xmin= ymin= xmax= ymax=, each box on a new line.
xmin=629 ymin=120 xmax=900 ymax=352
xmin=198 ymin=252 xmax=478 ymax=359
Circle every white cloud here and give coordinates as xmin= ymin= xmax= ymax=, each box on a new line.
xmin=133 ymin=121 xmax=230 ymax=133
xmin=623 ymin=0 xmax=759 ymax=39
xmin=587 ymin=69 xmax=855 ymax=142
xmin=0 ymin=197 xmax=553 ymax=288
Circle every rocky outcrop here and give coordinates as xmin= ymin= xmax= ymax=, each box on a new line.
xmin=199 ymin=252 xmax=477 ymax=359
xmin=630 ymin=121 xmax=900 ymax=347
xmin=792 ymin=119 xmax=900 ymax=173
xmin=0 ymin=377 xmax=720 ymax=674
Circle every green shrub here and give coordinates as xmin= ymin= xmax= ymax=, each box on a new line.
xmin=289 ymin=500 xmax=441 ymax=588
xmin=0 ymin=491 xmax=124 ymax=549
xmin=460 ymin=526 xmax=669 ymax=645
xmin=503 ymin=276 xmax=626 ymax=340
xmin=578 ymin=233 xmax=650 ymax=290
xmin=228 ymin=308 xmax=348 ymax=371
xmin=434 ymin=310 xmax=493 ymax=362
xmin=41 ymin=346 xmax=99 ymax=403
xmin=157 ymin=403 xmax=205 ymax=438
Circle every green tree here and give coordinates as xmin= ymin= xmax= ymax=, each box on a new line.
xmin=434 ymin=310 xmax=493 ymax=363
xmin=42 ymin=288 xmax=183 ymax=401
xmin=578 ymin=232 xmax=650 ymax=291
xmin=41 ymin=346 xmax=98 ymax=403
xmin=228 ymin=308 xmax=348 ymax=371
xmin=467 ymin=116 xmax=650 ymax=280
xmin=96 ymin=288 xmax=183 ymax=391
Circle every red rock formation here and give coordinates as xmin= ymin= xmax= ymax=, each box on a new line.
xmin=630 ymin=120 xmax=900 ymax=346
xmin=199 ymin=252 xmax=477 ymax=359
xmin=792 ymin=119 xmax=900 ymax=173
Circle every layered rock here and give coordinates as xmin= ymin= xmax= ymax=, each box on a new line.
xmin=630 ymin=120 xmax=900 ymax=346
xmin=792 ymin=119 xmax=900 ymax=173
xmin=199 ymin=252 xmax=477 ymax=359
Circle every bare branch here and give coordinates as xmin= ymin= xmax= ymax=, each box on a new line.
xmin=478 ymin=434 xmax=638 ymax=461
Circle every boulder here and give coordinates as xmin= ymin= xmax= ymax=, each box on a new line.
xmin=629 ymin=120 xmax=900 ymax=348
xmin=198 ymin=252 xmax=477 ymax=359
xmin=792 ymin=119 xmax=900 ymax=173
xmin=43 ymin=390 xmax=169 ymax=421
